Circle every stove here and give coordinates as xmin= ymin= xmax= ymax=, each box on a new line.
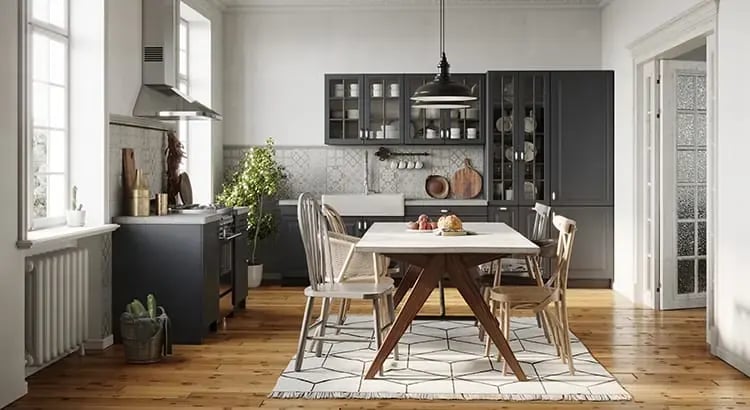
xmin=170 ymin=203 xmax=234 ymax=215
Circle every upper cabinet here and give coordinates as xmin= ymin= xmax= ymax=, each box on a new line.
xmin=325 ymin=73 xmax=484 ymax=146
xmin=404 ymin=74 xmax=485 ymax=145
xmin=487 ymin=71 xmax=550 ymax=205
xmin=549 ymin=71 xmax=614 ymax=206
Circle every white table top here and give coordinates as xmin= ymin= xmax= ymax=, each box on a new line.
xmin=355 ymin=222 xmax=540 ymax=254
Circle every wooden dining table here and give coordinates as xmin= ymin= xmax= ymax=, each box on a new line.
xmin=355 ymin=222 xmax=540 ymax=381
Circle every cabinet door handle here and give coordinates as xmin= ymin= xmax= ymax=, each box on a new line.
xmin=499 ymin=207 xmax=508 ymax=211
xmin=359 ymin=129 xmax=365 ymax=139
xmin=514 ymin=151 xmax=519 ymax=161
xmin=520 ymin=151 xmax=525 ymax=161
xmin=366 ymin=129 xmax=372 ymax=139
xmin=552 ymin=191 xmax=556 ymax=201
xmin=440 ymin=209 xmax=449 ymax=214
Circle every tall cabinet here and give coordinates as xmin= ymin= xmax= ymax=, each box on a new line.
xmin=487 ymin=70 xmax=614 ymax=284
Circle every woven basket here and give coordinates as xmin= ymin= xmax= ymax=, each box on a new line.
xmin=120 ymin=308 xmax=166 ymax=364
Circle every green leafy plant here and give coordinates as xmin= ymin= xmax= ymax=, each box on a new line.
xmin=217 ymin=138 xmax=285 ymax=265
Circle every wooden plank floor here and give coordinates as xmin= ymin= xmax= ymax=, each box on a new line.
xmin=9 ymin=287 xmax=750 ymax=409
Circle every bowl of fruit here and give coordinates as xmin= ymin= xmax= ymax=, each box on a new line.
xmin=406 ymin=214 xmax=439 ymax=232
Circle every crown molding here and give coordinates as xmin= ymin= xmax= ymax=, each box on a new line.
xmin=221 ymin=0 xmax=607 ymax=13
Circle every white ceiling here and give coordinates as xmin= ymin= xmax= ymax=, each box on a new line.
xmin=216 ymin=0 xmax=611 ymax=11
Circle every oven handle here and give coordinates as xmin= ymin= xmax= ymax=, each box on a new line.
xmin=221 ymin=232 xmax=243 ymax=241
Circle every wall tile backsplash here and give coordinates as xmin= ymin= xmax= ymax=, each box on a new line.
xmin=109 ymin=122 xmax=166 ymax=217
xmin=223 ymin=145 xmax=485 ymax=199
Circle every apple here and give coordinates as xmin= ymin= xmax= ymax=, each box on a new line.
xmin=419 ymin=221 xmax=431 ymax=230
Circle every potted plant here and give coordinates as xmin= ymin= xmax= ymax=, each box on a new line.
xmin=217 ymin=138 xmax=285 ymax=288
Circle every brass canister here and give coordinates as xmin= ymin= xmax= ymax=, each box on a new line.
xmin=131 ymin=189 xmax=150 ymax=216
xmin=156 ymin=193 xmax=168 ymax=216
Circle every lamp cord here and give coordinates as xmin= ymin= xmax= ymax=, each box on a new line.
xmin=439 ymin=0 xmax=445 ymax=56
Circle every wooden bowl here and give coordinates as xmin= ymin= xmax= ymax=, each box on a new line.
xmin=425 ymin=175 xmax=450 ymax=199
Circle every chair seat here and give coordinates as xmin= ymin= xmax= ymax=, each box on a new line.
xmin=489 ymin=285 xmax=558 ymax=305
xmin=304 ymin=277 xmax=394 ymax=299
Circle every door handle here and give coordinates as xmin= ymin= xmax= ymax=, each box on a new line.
xmin=440 ymin=209 xmax=449 ymax=214
xmin=520 ymin=151 xmax=525 ymax=161
xmin=366 ymin=129 xmax=371 ymax=139
xmin=514 ymin=151 xmax=519 ymax=161
xmin=552 ymin=191 xmax=556 ymax=201
xmin=499 ymin=207 xmax=508 ymax=211
xmin=359 ymin=129 xmax=365 ymax=139
xmin=221 ymin=232 xmax=242 ymax=241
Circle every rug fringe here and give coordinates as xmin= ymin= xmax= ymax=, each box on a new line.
xmin=267 ymin=391 xmax=633 ymax=401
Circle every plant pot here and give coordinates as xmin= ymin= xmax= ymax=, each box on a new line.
xmin=247 ymin=263 xmax=263 ymax=288
xmin=66 ymin=210 xmax=86 ymax=227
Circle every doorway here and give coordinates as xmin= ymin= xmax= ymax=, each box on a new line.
xmin=630 ymin=0 xmax=717 ymax=318
xmin=642 ymin=50 xmax=708 ymax=310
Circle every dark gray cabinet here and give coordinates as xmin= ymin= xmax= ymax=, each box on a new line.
xmin=550 ymin=71 xmax=614 ymax=206
xmin=113 ymin=222 xmax=220 ymax=344
xmin=551 ymin=206 xmax=613 ymax=283
xmin=487 ymin=71 xmax=550 ymax=206
xmin=278 ymin=206 xmax=308 ymax=283
xmin=326 ymin=73 xmax=484 ymax=146
xmin=404 ymin=74 xmax=486 ymax=146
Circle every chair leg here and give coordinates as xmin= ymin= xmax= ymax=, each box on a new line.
xmin=372 ymin=297 xmax=384 ymax=376
xmin=545 ymin=306 xmax=562 ymax=358
xmin=484 ymin=299 xmax=495 ymax=356
xmin=386 ymin=292 xmax=399 ymax=361
xmin=334 ymin=298 xmax=348 ymax=336
xmin=502 ymin=302 xmax=511 ymax=376
xmin=294 ymin=296 xmax=315 ymax=371
xmin=307 ymin=297 xmax=330 ymax=353
xmin=560 ymin=299 xmax=575 ymax=375
xmin=315 ymin=297 xmax=331 ymax=358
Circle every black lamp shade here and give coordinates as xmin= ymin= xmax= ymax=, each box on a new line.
xmin=411 ymin=53 xmax=477 ymax=103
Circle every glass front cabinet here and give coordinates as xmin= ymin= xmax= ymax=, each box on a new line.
xmin=325 ymin=73 xmax=484 ymax=146
xmin=487 ymin=71 xmax=549 ymax=205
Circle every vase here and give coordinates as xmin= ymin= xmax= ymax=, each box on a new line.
xmin=247 ymin=264 xmax=263 ymax=288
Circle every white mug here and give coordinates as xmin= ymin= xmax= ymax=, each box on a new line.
xmin=334 ymin=83 xmax=345 ymax=97
xmin=406 ymin=160 xmax=415 ymax=170
xmin=390 ymin=83 xmax=400 ymax=97
xmin=467 ymin=128 xmax=478 ymax=139
xmin=349 ymin=83 xmax=359 ymax=97
xmin=372 ymin=83 xmax=383 ymax=97
xmin=390 ymin=160 xmax=398 ymax=169
xmin=397 ymin=160 xmax=407 ymax=170
xmin=505 ymin=189 xmax=514 ymax=201
xmin=426 ymin=129 xmax=437 ymax=139
xmin=415 ymin=159 xmax=424 ymax=169
xmin=450 ymin=128 xmax=461 ymax=139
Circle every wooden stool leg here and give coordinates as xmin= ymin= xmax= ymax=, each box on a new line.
xmin=294 ymin=296 xmax=315 ymax=371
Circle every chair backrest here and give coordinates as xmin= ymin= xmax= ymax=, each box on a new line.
xmin=529 ymin=202 xmax=552 ymax=240
xmin=297 ymin=193 xmax=333 ymax=290
xmin=551 ymin=214 xmax=577 ymax=291
xmin=322 ymin=204 xmax=347 ymax=234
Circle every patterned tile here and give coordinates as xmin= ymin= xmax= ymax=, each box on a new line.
xmin=271 ymin=316 xmax=631 ymax=401
xmin=223 ymin=145 xmax=485 ymax=199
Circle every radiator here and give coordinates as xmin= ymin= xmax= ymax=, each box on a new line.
xmin=25 ymin=248 xmax=89 ymax=371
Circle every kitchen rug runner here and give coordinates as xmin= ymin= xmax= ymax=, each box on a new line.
xmin=269 ymin=316 xmax=631 ymax=401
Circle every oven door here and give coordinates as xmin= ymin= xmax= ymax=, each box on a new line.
xmin=219 ymin=231 xmax=241 ymax=318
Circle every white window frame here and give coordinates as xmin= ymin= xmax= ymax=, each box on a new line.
xmin=178 ymin=16 xmax=190 ymax=172
xmin=26 ymin=0 xmax=71 ymax=231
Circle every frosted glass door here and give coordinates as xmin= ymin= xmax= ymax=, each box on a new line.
xmin=659 ymin=60 xmax=707 ymax=310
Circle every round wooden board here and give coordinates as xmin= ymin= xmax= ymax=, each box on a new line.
xmin=451 ymin=158 xmax=482 ymax=199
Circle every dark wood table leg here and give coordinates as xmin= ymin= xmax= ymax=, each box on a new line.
xmin=438 ymin=278 xmax=446 ymax=317
xmin=393 ymin=265 xmax=421 ymax=307
xmin=365 ymin=255 xmax=443 ymax=379
xmin=446 ymin=255 xmax=527 ymax=381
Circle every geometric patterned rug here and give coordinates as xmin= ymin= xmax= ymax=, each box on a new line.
xmin=270 ymin=315 xmax=631 ymax=401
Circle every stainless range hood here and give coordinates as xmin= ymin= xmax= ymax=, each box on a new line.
xmin=132 ymin=0 xmax=221 ymax=121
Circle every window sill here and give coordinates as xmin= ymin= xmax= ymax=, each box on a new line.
xmin=17 ymin=224 xmax=120 ymax=249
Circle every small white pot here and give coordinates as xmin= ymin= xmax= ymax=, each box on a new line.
xmin=247 ymin=264 xmax=263 ymax=288
xmin=66 ymin=210 xmax=86 ymax=227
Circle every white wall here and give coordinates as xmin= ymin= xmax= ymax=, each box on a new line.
xmin=600 ymin=0 xmax=704 ymax=302
xmin=223 ymin=5 xmax=602 ymax=146
xmin=107 ymin=0 xmax=224 ymax=199
xmin=0 ymin=0 xmax=29 ymax=406
xmin=714 ymin=0 xmax=750 ymax=375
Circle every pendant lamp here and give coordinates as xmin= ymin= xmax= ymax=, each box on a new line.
xmin=411 ymin=0 xmax=476 ymax=105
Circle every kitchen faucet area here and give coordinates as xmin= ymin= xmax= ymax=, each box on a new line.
xmin=2 ymin=0 xmax=750 ymax=408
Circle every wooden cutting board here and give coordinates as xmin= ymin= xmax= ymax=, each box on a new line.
xmin=122 ymin=148 xmax=136 ymax=196
xmin=451 ymin=158 xmax=482 ymax=199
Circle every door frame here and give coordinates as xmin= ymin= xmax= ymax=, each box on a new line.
xmin=629 ymin=0 xmax=717 ymax=325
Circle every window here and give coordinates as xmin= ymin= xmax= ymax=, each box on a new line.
xmin=27 ymin=0 xmax=69 ymax=229
xmin=178 ymin=17 xmax=189 ymax=172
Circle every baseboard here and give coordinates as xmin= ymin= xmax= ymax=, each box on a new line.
xmin=713 ymin=345 xmax=750 ymax=377
xmin=84 ymin=334 xmax=114 ymax=351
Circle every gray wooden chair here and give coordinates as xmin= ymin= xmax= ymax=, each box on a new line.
xmin=294 ymin=193 xmax=398 ymax=373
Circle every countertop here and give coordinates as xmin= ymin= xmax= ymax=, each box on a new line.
xmin=278 ymin=198 xmax=488 ymax=207
xmin=114 ymin=214 xmax=223 ymax=225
